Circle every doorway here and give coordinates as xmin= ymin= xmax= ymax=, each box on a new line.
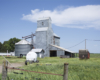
xmin=50 ymin=50 xmax=57 ymax=57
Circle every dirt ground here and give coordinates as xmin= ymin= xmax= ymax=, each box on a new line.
xmin=0 ymin=62 xmax=24 ymax=73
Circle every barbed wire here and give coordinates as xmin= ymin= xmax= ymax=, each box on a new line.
xmin=7 ymin=67 xmax=63 ymax=76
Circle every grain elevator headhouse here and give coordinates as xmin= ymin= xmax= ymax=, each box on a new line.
xmin=35 ymin=17 xmax=54 ymax=57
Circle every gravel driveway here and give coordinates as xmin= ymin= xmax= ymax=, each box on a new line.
xmin=0 ymin=63 xmax=24 ymax=73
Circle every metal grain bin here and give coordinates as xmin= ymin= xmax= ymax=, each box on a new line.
xmin=79 ymin=49 xmax=90 ymax=59
xmin=15 ymin=39 xmax=33 ymax=57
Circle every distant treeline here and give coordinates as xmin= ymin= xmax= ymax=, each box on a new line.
xmin=0 ymin=38 xmax=20 ymax=52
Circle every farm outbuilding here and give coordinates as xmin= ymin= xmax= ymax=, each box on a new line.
xmin=49 ymin=44 xmax=75 ymax=57
xmin=0 ymin=53 xmax=11 ymax=56
xmin=79 ymin=49 xmax=90 ymax=59
xmin=31 ymin=49 xmax=44 ymax=58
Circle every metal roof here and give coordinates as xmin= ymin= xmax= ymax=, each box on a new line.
xmin=15 ymin=39 xmax=31 ymax=45
xmin=53 ymin=33 xmax=60 ymax=38
xmin=36 ymin=27 xmax=48 ymax=32
xmin=79 ymin=49 xmax=88 ymax=51
xmin=37 ymin=17 xmax=51 ymax=21
xmin=50 ymin=44 xmax=75 ymax=53
xmin=31 ymin=49 xmax=44 ymax=53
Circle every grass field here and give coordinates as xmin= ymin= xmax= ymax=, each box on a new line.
xmin=0 ymin=56 xmax=26 ymax=65
xmin=0 ymin=53 xmax=100 ymax=80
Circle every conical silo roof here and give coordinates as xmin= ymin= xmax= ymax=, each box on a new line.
xmin=15 ymin=39 xmax=31 ymax=45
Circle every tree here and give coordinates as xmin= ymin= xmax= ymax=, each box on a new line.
xmin=0 ymin=37 xmax=20 ymax=52
xmin=0 ymin=41 xmax=8 ymax=52
xmin=7 ymin=37 xmax=20 ymax=52
xmin=0 ymin=42 xmax=2 ymax=52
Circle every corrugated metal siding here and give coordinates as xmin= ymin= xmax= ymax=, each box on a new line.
xmin=49 ymin=45 xmax=65 ymax=57
xmin=54 ymin=37 xmax=60 ymax=46
xmin=48 ymin=26 xmax=53 ymax=45
xmin=47 ymin=26 xmax=54 ymax=57
xmin=57 ymin=50 xmax=64 ymax=56
xmin=35 ymin=31 xmax=48 ymax=57
xmin=37 ymin=19 xmax=50 ymax=28
xmin=36 ymin=51 xmax=44 ymax=58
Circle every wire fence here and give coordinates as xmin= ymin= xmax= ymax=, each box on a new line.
xmin=1 ymin=61 xmax=68 ymax=80
xmin=1 ymin=59 xmax=100 ymax=80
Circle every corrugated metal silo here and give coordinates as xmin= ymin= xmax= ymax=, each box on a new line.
xmin=15 ymin=39 xmax=33 ymax=57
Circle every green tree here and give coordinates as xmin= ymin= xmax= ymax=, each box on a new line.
xmin=1 ymin=41 xmax=8 ymax=52
xmin=0 ymin=42 xmax=2 ymax=52
xmin=7 ymin=37 xmax=20 ymax=52
xmin=1 ymin=38 xmax=20 ymax=52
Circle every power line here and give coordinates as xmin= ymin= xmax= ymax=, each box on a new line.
xmin=93 ymin=40 xmax=100 ymax=41
xmin=67 ymin=40 xmax=85 ymax=49
xmin=86 ymin=39 xmax=100 ymax=41
xmin=66 ymin=39 xmax=100 ymax=49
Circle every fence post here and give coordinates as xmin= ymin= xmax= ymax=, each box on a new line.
xmin=2 ymin=60 xmax=8 ymax=80
xmin=63 ymin=63 xmax=68 ymax=80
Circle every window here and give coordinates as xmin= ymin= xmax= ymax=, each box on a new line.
xmin=42 ymin=22 xmax=44 ymax=26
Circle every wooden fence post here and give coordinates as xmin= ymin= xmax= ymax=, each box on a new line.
xmin=2 ymin=60 xmax=8 ymax=80
xmin=63 ymin=63 xmax=68 ymax=80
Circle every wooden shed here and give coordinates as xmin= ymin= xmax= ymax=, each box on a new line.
xmin=79 ymin=49 xmax=90 ymax=59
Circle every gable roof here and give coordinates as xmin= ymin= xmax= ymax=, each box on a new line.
xmin=37 ymin=17 xmax=51 ymax=21
xmin=50 ymin=44 xmax=75 ymax=53
xmin=53 ymin=33 xmax=60 ymax=38
xmin=31 ymin=49 xmax=44 ymax=53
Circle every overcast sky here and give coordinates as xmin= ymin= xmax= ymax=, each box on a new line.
xmin=0 ymin=0 xmax=100 ymax=53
